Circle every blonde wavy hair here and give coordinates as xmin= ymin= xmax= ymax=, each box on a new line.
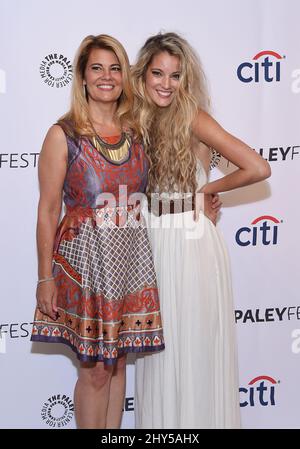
xmin=58 ymin=34 xmax=138 ymax=137
xmin=132 ymin=32 xmax=210 ymax=193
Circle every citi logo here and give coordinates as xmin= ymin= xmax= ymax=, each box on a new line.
xmin=235 ymin=215 xmax=281 ymax=246
xmin=240 ymin=375 xmax=278 ymax=407
xmin=237 ymin=50 xmax=284 ymax=83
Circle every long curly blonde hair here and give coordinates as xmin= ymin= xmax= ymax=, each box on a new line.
xmin=132 ymin=32 xmax=210 ymax=193
xmin=58 ymin=34 xmax=138 ymax=137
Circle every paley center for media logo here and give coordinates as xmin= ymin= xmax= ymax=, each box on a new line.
xmin=235 ymin=306 xmax=300 ymax=324
xmin=41 ymin=394 xmax=74 ymax=428
xmin=256 ymin=145 xmax=299 ymax=162
xmin=237 ymin=50 xmax=285 ymax=83
xmin=40 ymin=53 xmax=72 ymax=88
xmin=210 ymin=148 xmax=221 ymax=169
xmin=41 ymin=393 xmax=134 ymax=428
xmin=240 ymin=375 xmax=279 ymax=407
xmin=235 ymin=215 xmax=281 ymax=247
xmin=222 ymin=145 xmax=299 ymax=166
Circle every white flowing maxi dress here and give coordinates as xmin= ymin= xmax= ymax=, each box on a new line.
xmin=135 ymin=161 xmax=241 ymax=429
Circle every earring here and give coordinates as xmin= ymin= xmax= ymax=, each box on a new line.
xmin=83 ymin=82 xmax=87 ymax=98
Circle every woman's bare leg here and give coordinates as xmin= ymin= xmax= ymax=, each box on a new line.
xmin=106 ymin=355 xmax=127 ymax=429
xmin=74 ymin=361 xmax=113 ymax=429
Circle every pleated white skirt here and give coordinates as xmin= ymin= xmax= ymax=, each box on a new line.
xmin=135 ymin=210 xmax=241 ymax=429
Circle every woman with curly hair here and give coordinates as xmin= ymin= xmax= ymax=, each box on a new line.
xmin=132 ymin=32 xmax=271 ymax=429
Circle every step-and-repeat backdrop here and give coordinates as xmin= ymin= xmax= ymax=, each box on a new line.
xmin=0 ymin=0 xmax=299 ymax=429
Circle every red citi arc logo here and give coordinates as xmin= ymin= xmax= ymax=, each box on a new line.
xmin=240 ymin=375 xmax=278 ymax=407
xmin=237 ymin=50 xmax=284 ymax=83
xmin=235 ymin=215 xmax=281 ymax=246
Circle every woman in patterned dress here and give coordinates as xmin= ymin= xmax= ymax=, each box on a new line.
xmin=31 ymin=34 xmax=164 ymax=429
xmin=133 ymin=32 xmax=271 ymax=428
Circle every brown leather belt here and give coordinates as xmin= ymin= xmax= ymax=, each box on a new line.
xmin=149 ymin=196 xmax=195 ymax=217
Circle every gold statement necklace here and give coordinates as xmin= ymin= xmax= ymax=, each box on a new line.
xmin=91 ymin=131 xmax=130 ymax=164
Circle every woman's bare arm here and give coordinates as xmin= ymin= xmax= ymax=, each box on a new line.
xmin=192 ymin=110 xmax=271 ymax=194
xmin=36 ymin=125 xmax=67 ymax=318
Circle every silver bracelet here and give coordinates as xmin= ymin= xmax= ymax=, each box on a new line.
xmin=37 ymin=276 xmax=55 ymax=285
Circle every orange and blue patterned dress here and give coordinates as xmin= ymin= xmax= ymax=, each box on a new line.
xmin=31 ymin=129 xmax=165 ymax=364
